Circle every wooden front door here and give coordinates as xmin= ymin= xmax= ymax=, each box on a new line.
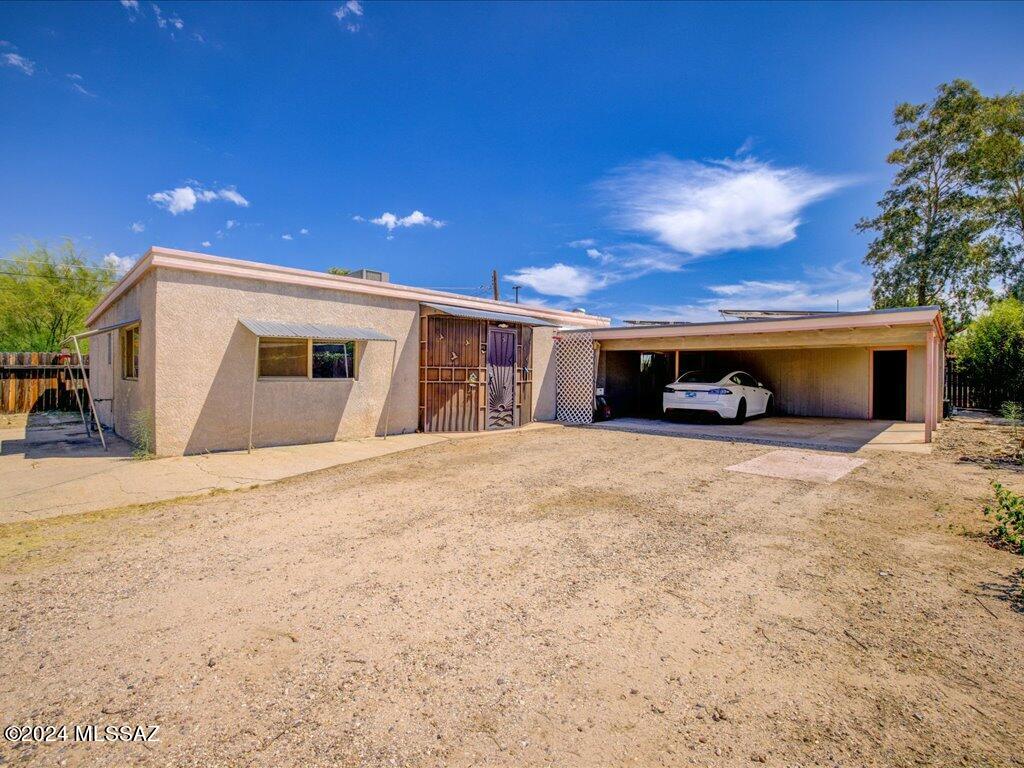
xmin=486 ymin=327 xmax=517 ymax=429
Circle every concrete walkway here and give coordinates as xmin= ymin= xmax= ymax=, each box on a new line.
xmin=587 ymin=415 xmax=932 ymax=454
xmin=0 ymin=413 xmax=556 ymax=523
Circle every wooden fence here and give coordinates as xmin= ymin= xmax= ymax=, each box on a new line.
xmin=0 ymin=352 xmax=90 ymax=414
xmin=945 ymin=356 xmax=1022 ymax=412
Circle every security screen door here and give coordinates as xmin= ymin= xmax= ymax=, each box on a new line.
xmin=486 ymin=327 xmax=517 ymax=429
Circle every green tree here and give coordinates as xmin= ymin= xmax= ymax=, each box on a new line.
xmin=326 ymin=266 xmax=351 ymax=276
xmin=0 ymin=241 xmax=116 ymax=351
xmin=949 ymin=297 xmax=1024 ymax=402
xmin=972 ymin=92 xmax=1024 ymax=297
xmin=857 ymin=80 xmax=994 ymax=329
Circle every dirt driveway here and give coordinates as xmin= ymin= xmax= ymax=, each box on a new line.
xmin=1 ymin=425 xmax=1022 ymax=767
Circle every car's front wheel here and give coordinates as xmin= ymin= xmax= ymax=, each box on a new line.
xmin=732 ymin=398 xmax=746 ymax=425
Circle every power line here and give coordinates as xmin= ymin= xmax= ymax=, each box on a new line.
xmin=0 ymin=268 xmax=118 ymax=285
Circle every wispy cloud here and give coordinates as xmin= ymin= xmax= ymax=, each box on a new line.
xmin=151 ymin=3 xmax=184 ymax=31
xmin=356 ymin=210 xmax=446 ymax=239
xmin=505 ymin=264 xmax=613 ymax=301
xmin=121 ymin=1 xmax=196 ymax=39
xmin=508 ymin=240 xmax=685 ymax=300
xmin=2 ymin=51 xmax=35 ymax=76
xmin=635 ymin=264 xmax=872 ymax=322
xmin=225 ymin=219 xmax=238 ymax=230
xmin=334 ymin=0 xmax=364 ymax=32
xmin=129 ymin=221 xmax=145 ymax=233
xmin=103 ymin=252 xmax=136 ymax=276
xmin=66 ymin=73 xmax=95 ymax=97
xmin=148 ymin=183 xmax=250 ymax=215
xmin=281 ymin=234 xmax=293 ymax=241
xmin=201 ymin=240 xmax=211 ymax=247
xmin=299 ymin=228 xmax=309 ymax=235
xmin=598 ymin=155 xmax=848 ymax=256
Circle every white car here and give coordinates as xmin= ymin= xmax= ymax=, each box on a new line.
xmin=663 ymin=369 xmax=774 ymax=424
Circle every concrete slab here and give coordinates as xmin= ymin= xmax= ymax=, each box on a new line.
xmin=726 ymin=449 xmax=867 ymax=484
xmin=586 ymin=416 xmax=930 ymax=454
xmin=0 ymin=413 xmax=558 ymax=523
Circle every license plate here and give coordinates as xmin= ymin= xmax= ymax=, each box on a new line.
xmin=685 ymin=391 xmax=696 ymax=398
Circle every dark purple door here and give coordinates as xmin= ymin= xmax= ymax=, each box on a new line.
xmin=486 ymin=328 xmax=517 ymax=429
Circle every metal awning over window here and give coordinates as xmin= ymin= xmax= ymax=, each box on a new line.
xmin=420 ymin=302 xmax=554 ymax=327
xmin=239 ymin=318 xmax=397 ymax=452
xmin=239 ymin=318 xmax=394 ymax=341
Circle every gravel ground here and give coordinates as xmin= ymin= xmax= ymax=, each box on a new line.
xmin=1 ymin=423 xmax=1022 ymax=767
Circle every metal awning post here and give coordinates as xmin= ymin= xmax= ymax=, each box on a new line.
xmin=72 ymin=335 xmax=107 ymax=451
xmin=63 ymin=351 xmax=90 ymax=436
xmin=382 ymin=339 xmax=397 ymax=439
xmin=248 ymin=333 xmax=259 ymax=454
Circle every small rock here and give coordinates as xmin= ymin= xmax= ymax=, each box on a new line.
xmin=629 ymin=688 xmax=639 ymax=696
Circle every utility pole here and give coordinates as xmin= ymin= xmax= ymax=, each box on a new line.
xmin=513 ymin=285 xmax=521 ymax=304
xmin=491 ymin=269 xmax=500 ymax=301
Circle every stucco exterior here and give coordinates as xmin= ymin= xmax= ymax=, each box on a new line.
xmin=86 ymin=248 xmax=607 ymax=455
xmin=88 ymin=271 xmax=156 ymax=443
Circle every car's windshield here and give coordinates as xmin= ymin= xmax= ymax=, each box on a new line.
xmin=676 ymin=370 xmax=728 ymax=384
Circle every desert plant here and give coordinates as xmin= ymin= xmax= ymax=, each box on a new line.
xmin=129 ymin=409 xmax=155 ymax=460
xmin=984 ymin=481 xmax=1024 ymax=554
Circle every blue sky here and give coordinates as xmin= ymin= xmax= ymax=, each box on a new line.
xmin=1 ymin=1 xmax=1022 ymax=321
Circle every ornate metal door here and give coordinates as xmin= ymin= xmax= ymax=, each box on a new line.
xmin=486 ymin=327 xmax=517 ymax=429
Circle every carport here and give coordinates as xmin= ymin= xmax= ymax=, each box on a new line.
xmin=555 ymin=306 xmax=945 ymax=442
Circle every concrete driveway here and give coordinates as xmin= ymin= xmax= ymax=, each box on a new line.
xmin=587 ymin=415 xmax=930 ymax=453
xmin=0 ymin=412 xmax=554 ymax=523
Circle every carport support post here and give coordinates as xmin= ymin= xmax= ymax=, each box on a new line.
xmin=924 ymin=330 xmax=936 ymax=443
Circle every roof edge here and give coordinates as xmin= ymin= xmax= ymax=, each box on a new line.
xmin=86 ymin=247 xmax=610 ymax=328
xmin=560 ymin=305 xmax=944 ymax=340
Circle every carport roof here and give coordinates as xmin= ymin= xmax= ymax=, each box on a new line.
xmin=563 ymin=306 xmax=944 ymax=340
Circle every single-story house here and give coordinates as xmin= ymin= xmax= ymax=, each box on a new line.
xmin=82 ymin=247 xmax=610 ymax=456
xmin=553 ymin=306 xmax=946 ymax=441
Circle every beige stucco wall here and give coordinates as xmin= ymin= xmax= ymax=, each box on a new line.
xmin=531 ymin=326 xmax=557 ymax=421
xmin=151 ymin=267 xmax=422 ymax=456
xmin=87 ymin=271 xmax=156 ymax=444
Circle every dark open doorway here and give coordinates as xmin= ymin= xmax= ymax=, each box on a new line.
xmin=872 ymin=349 xmax=907 ymax=421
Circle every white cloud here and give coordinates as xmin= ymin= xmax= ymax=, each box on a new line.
xmin=103 ymin=252 xmax=136 ymax=276
xmin=360 ymin=210 xmax=446 ymax=238
xmin=152 ymin=4 xmax=184 ymax=30
xmin=598 ymin=155 xmax=848 ymax=256
xmin=508 ymin=241 xmax=683 ymax=300
xmin=129 ymin=221 xmax=145 ymax=233
xmin=299 ymin=228 xmax=309 ymax=235
xmin=120 ymin=0 xmax=140 ymax=12
xmin=225 ymin=219 xmax=238 ymax=229
xmin=2 ymin=52 xmax=35 ymax=76
xmin=281 ymin=234 xmax=293 ymax=241
xmin=148 ymin=184 xmax=249 ymax=215
xmin=148 ymin=186 xmax=197 ymax=215
xmin=334 ymin=0 xmax=363 ymax=31
xmin=66 ymin=74 xmax=95 ymax=97
xmin=201 ymin=240 xmax=211 ymax=247
xmin=638 ymin=264 xmax=872 ymax=323
xmin=505 ymin=264 xmax=612 ymax=301
xmin=568 ymin=238 xmax=596 ymax=248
